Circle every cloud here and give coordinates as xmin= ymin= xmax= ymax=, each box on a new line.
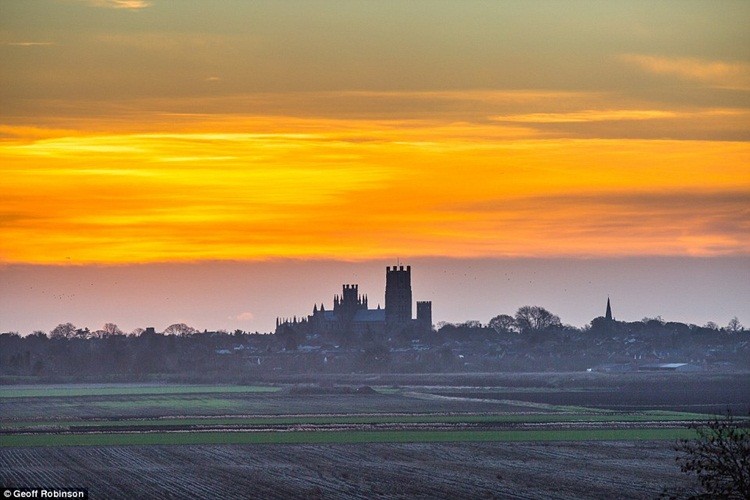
xmin=2 ymin=120 xmax=747 ymax=263
xmin=5 ymin=42 xmax=55 ymax=47
xmin=487 ymin=109 xmax=750 ymax=140
xmin=491 ymin=110 xmax=681 ymax=123
xmin=85 ymin=0 xmax=151 ymax=9
xmin=234 ymin=312 xmax=254 ymax=322
xmin=621 ymin=54 xmax=750 ymax=89
xmin=444 ymin=191 xmax=750 ymax=257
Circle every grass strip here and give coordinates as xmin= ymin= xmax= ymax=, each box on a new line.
xmin=0 ymin=411 xmax=714 ymax=430
xmin=0 ymin=385 xmax=280 ymax=398
xmin=0 ymin=428 xmax=699 ymax=447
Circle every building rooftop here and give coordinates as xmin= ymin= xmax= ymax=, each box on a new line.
xmin=353 ymin=309 xmax=386 ymax=323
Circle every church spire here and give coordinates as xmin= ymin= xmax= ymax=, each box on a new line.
xmin=605 ymin=297 xmax=613 ymax=321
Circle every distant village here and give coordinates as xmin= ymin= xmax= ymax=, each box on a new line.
xmin=1 ymin=264 xmax=748 ymax=381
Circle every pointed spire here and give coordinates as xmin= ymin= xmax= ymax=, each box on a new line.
xmin=313 ymin=304 xmax=318 ymax=313
xmin=605 ymin=297 xmax=613 ymax=321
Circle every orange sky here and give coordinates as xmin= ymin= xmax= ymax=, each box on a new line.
xmin=1 ymin=2 xmax=749 ymax=265
xmin=1 ymin=105 xmax=748 ymax=264
xmin=1 ymin=1 xmax=749 ymax=332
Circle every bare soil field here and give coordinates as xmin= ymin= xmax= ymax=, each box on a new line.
xmin=3 ymin=372 xmax=747 ymax=421
xmin=0 ymin=441 xmax=691 ymax=499
xmin=2 ymin=373 xmax=743 ymax=498
xmin=433 ymin=386 xmax=749 ymax=414
xmin=263 ymin=371 xmax=750 ymax=392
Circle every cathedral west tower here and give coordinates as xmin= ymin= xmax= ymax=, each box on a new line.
xmin=385 ymin=265 xmax=412 ymax=326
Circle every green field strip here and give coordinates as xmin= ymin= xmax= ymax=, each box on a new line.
xmin=0 ymin=385 xmax=280 ymax=398
xmin=0 ymin=427 xmax=700 ymax=447
xmin=0 ymin=410 xmax=714 ymax=431
xmin=545 ymin=404 xmax=614 ymax=414
xmin=402 ymin=392 xmax=617 ymax=415
xmin=91 ymin=399 xmax=244 ymax=410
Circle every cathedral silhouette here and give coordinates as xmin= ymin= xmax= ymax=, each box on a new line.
xmin=276 ymin=265 xmax=432 ymax=336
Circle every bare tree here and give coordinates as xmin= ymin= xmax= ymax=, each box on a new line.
xmin=50 ymin=323 xmax=77 ymax=339
xmin=102 ymin=323 xmax=124 ymax=337
xmin=727 ymin=317 xmax=744 ymax=333
xmin=488 ymin=314 xmax=518 ymax=334
xmin=164 ymin=323 xmax=196 ymax=336
xmin=129 ymin=327 xmax=145 ymax=337
xmin=91 ymin=323 xmax=124 ymax=339
xmin=514 ymin=306 xmax=561 ymax=333
xmin=671 ymin=413 xmax=750 ymax=499
xmin=74 ymin=327 xmax=90 ymax=339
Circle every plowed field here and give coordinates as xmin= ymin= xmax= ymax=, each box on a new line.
xmin=0 ymin=441 xmax=690 ymax=499
xmin=2 ymin=373 xmax=745 ymax=499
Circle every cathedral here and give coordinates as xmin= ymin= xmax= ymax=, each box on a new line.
xmin=275 ymin=265 xmax=432 ymax=336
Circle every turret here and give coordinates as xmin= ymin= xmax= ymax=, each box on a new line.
xmin=417 ymin=301 xmax=432 ymax=331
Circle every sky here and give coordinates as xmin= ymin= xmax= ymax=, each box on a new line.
xmin=1 ymin=1 xmax=748 ymax=334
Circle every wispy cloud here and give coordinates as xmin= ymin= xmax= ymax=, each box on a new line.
xmin=85 ymin=0 xmax=151 ymax=9
xmin=448 ymin=191 xmax=750 ymax=257
xmin=1 ymin=122 xmax=748 ymax=263
xmin=490 ymin=108 xmax=746 ymax=124
xmin=234 ymin=312 xmax=254 ymax=322
xmin=491 ymin=110 xmax=679 ymax=123
xmin=621 ymin=54 xmax=750 ymax=89
xmin=5 ymin=42 xmax=55 ymax=47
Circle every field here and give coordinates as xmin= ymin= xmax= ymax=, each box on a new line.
xmin=1 ymin=442 xmax=687 ymax=499
xmin=1 ymin=372 xmax=747 ymax=498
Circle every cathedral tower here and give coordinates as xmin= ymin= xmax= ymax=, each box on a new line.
xmin=334 ymin=284 xmax=366 ymax=321
xmin=385 ymin=265 xmax=412 ymax=325
xmin=416 ymin=301 xmax=432 ymax=331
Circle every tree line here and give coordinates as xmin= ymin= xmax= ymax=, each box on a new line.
xmin=4 ymin=304 xmax=745 ymax=340
xmin=0 ymin=306 xmax=746 ymax=381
